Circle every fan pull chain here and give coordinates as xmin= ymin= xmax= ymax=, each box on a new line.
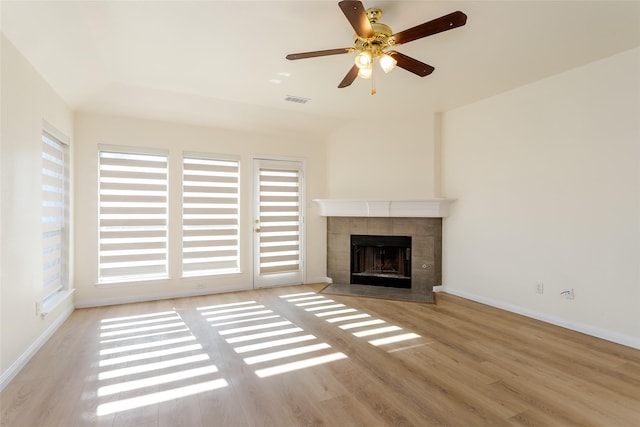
xmin=371 ymin=61 xmax=377 ymax=95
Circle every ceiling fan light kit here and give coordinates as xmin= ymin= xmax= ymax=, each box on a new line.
xmin=285 ymin=1 xmax=467 ymax=94
xmin=354 ymin=51 xmax=373 ymax=69
xmin=378 ymin=54 xmax=397 ymax=74
xmin=357 ymin=66 xmax=372 ymax=79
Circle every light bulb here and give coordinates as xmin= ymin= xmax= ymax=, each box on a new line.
xmin=354 ymin=51 xmax=372 ymax=69
xmin=357 ymin=66 xmax=372 ymax=79
xmin=379 ymin=54 xmax=397 ymax=73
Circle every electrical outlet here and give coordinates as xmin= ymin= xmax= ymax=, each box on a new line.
xmin=561 ymin=288 xmax=575 ymax=300
xmin=535 ymin=283 xmax=544 ymax=294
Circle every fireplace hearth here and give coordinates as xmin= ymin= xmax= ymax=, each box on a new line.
xmin=351 ymin=235 xmax=411 ymax=288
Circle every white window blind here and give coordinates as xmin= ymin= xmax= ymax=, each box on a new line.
xmin=42 ymin=131 xmax=68 ymax=298
xmin=182 ymin=155 xmax=240 ymax=276
xmin=99 ymin=150 xmax=168 ymax=283
xmin=259 ymin=168 xmax=301 ymax=275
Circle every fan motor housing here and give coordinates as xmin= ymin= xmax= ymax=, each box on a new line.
xmin=353 ymin=8 xmax=393 ymax=52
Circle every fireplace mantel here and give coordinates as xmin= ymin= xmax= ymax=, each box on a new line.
xmin=313 ymin=199 xmax=454 ymax=218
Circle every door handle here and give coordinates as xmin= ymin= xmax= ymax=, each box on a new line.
xmin=255 ymin=228 xmax=261 ymax=233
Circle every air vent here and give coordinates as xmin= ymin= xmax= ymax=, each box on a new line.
xmin=284 ymin=95 xmax=310 ymax=104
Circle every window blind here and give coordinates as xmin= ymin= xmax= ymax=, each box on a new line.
xmin=258 ymin=168 xmax=301 ymax=275
xmin=42 ymin=131 xmax=67 ymax=298
xmin=98 ymin=150 xmax=168 ymax=283
xmin=182 ymin=156 xmax=240 ymax=276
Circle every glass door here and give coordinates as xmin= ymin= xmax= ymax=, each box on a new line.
xmin=253 ymin=159 xmax=304 ymax=288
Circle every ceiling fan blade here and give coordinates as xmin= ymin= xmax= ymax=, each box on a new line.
xmin=338 ymin=65 xmax=359 ymax=88
xmin=388 ymin=52 xmax=435 ymax=77
xmin=390 ymin=11 xmax=467 ymax=45
xmin=339 ymin=1 xmax=374 ymax=38
xmin=286 ymin=48 xmax=352 ymax=60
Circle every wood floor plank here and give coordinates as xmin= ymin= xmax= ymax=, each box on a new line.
xmin=1 ymin=285 xmax=639 ymax=426
xmin=317 ymin=394 xmax=383 ymax=426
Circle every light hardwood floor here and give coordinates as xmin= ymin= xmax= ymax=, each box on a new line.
xmin=1 ymin=284 xmax=639 ymax=426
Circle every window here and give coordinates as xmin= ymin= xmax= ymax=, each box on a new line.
xmin=182 ymin=154 xmax=240 ymax=277
xmin=98 ymin=148 xmax=168 ymax=283
xmin=42 ymin=130 xmax=68 ymax=298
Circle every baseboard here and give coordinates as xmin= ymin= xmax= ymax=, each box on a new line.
xmin=75 ymin=285 xmax=254 ymax=308
xmin=76 ymin=280 xmax=335 ymax=308
xmin=0 ymin=305 xmax=74 ymax=391
xmin=304 ymin=277 xmax=332 ymax=285
xmin=443 ymin=287 xmax=640 ymax=350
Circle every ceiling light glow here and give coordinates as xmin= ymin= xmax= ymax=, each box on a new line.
xmin=379 ymin=54 xmax=397 ymax=73
xmin=354 ymin=51 xmax=372 ymax=69
xmin=357 ymin=66 xmax=372 ymax=79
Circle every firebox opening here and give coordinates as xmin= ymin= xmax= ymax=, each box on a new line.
xmin=350 ymin=235 xmax=411 ymax=289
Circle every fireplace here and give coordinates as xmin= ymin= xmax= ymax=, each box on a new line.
xmin=326 ymin=216 xmax=442 ymax=296
xmin=350 ymin=235 xmax=411 ymax=288
xmin=316 ymin=199 xmax=450 ymax=302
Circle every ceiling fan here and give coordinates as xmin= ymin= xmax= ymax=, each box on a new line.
xmin=286 ymin=1 xmax=467 ymax=94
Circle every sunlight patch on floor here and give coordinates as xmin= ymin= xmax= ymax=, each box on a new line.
xmin=88 ymin=291 xmax=427 ymax=418
xmin=217 ymin=320 xmax=292 ymax=335
xmin=99 ymin=335 xmax=196 ymax=356
xmin=353 ymin=325 xmax=403 ymax=337
xmin=304 ymin=303 xmax=345 ymax=312
xmin=96 ymin=378 xmax=228 ymax=416
xmin=99 ymin=321 xmax=186 ymax=338
xmin=254 ymin=352 xmax=347 ymax=378
xmin=243 ymin=343 xmax=331 ymax=365
xmin=98 ymin=354 xmax=211 ymax=381
xmin=98 ymin=365 xmax=219 ymax=397
xmin=295 ymin=299 xmax=336 ymax=307
xmin=280 ymin=292 xmax=424 ymax=352
xmin=99 ymin=343 xmax=203 ymax=367
xmin=370 ymin=333 xmax=422 ymax=347
xmin=99 ymin=327 xmax=190 ymax=344
xmin=200 ymin=299 xmax=348 ymax=378
xmin=209 ymin=314 xmax=280 ymax=327
xmin=315 ymin=308 xmax=358 ymax=317
xmin=338 ymin=319 xmax=385 ymax=330
xmin=99 ymin=314 xmax=181 ymax=330
xmin=204 ymin=309 xmax=274 ymax=322
xmin=285 ymin=295 xmax=327 ymax=303
xmin=326 ymin=313 xmax=371 ymax=323
xmin=97 ymin=309 xmax=228 ymax=417
xmin=232 ymin=334 xmax=317 ymax=354
xmin=224 ymin=327 xmax=304 ymax=344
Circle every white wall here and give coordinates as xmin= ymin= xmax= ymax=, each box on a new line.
xmin=74 ymin=112 xmax=328 ymax=307
xmin=442 ymin=48 xmax=640 ymax=347
xmin=326 ymin=115 xmax=438 ymax=199
xmin=0 ymin=35 xmax=75 ymax=384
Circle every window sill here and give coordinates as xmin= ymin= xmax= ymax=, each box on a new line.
xmin=42 ymin=289 xmax=75 ymax=318
xmin=182 ymin=269 xmax=242 ymax=280
xmin=95 ymin=276 xmax=170 ymax=288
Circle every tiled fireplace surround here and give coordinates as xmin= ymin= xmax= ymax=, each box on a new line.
xmin=326 ymin=216 xmax=443 ymax=295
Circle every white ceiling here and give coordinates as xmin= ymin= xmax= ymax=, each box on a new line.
xmin=2 ymin=1 xmax=639 ymax=137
